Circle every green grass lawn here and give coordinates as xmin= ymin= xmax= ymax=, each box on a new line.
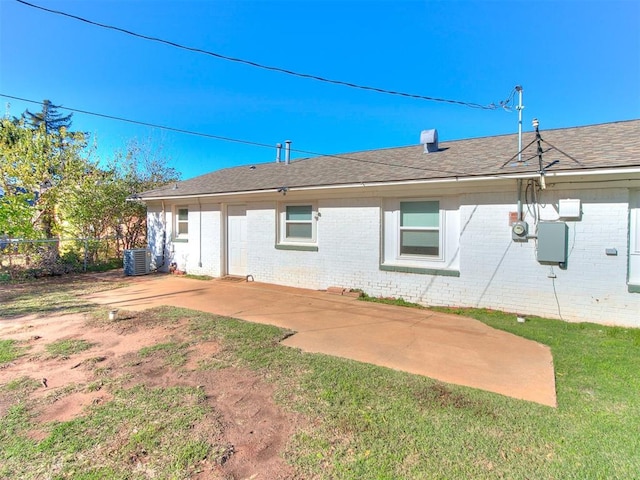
xmin=138 ymin=341 xmax=190 ymax=367
xmin=44 ymin=339 xmax=95 ymax=359
xmin=0 ymin=339 xmax=23 ymax=365
xmin=1 ymin=279 xmax=639 ymax=479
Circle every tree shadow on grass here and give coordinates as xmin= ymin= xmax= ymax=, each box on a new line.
xmin=0 ymin=276 xmax=117 ymax=319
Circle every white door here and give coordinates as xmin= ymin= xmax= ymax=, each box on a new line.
xmin=227 ymin=205 xmax=247 ymax=276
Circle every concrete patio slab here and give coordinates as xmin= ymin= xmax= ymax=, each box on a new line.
xmin=86 ymin=273 xmax=556 ymax=406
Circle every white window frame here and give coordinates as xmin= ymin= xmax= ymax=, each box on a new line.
xmin=174 ymin=206 xmax=189 ymax=240
xmin=398 ymin=200 xmax=442 ymax=259
xmin=278 ymin=203 xmax=317 ymax=245
xmin=382 ymin=196 xmax=459 ymax=272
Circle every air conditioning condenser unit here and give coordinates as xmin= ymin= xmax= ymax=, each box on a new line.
xmin=124 ymin=249 xmax=151 ymax=276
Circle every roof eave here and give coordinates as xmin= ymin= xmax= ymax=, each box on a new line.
xmin=136 ymin=166 xmax=640 ymax=202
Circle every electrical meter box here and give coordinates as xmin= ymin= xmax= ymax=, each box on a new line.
xmin=511 ymin=221 xmax=529 ymax=241
xmin=537 ymin=222 xmax=568 ymax=264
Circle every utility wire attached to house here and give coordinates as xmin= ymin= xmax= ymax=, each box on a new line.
xmin=1 ymin=94 xmax=551 ymax=180
xmin=499 ymin=118 xmax=584 ymax=171
xmin=16 ymin=0 xmax=513 ymax=111
xmin=1 ymin=93 xmax=473 ymax=177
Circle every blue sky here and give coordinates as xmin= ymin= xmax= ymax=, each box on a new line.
xmin=1 ymin=0 xmax=639 ymax=180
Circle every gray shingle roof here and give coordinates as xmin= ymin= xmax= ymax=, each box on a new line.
xmin=138 ymin=119 xmax=640 ymax=199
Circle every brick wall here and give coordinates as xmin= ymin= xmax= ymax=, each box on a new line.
xmin=149 ymin=185 xmax=639 ymax=327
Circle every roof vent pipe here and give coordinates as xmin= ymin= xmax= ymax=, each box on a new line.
xmin=420 ymin=129 xmax=438 ymax=153
xmin=275 ymin=143 xmax=282 ymax=163
xmin=284 ymin=140 xmax=291 ymax=164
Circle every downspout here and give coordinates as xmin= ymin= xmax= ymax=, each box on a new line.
xmin=198 ymin=198 xmax=203 ymax=268
xmin=221 ymin=203 xmax=227 ymax=276
xmin=160 ymin=200 xmax=167 ymax=270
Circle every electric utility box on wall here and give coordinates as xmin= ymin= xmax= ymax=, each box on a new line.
xmin=511 ymin=221 xmax=529 ymax=241
xmin=537 ymin=222 xmax=568 ymax=264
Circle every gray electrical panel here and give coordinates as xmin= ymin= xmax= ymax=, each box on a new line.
xmin=537 ymin=222 xmax=568 ymax=264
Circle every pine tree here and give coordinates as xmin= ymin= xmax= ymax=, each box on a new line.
xmin=23 ymin=99 xmax=73 ymax=134
xmin=15 ymin=101 xmax=87 ymax=240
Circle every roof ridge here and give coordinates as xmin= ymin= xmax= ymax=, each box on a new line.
xmin=288 ymin=119 xmax=640 ymax=161
xmin=135 ymin=119 xmax=640 ymax=200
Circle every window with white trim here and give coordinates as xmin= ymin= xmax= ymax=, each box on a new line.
xmin=278 ymin=203 xmax=317 ymax=245
xmin=382 ymin=197 xmax=460 ymax=274
xmin=399 ymin=201 xmax=440 ymax=257
xmin=175 ymin=207 xmax=189 ymax=239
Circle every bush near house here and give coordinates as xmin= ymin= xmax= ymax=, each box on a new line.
xmin=0 ymin=238 xmax=121 ymax=281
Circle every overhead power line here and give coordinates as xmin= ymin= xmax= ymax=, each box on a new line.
xmin=1 ymin=93 xmax=484 ymax=177
xmin=3 ymin=95 xmax=556 ymax=182
xmin=16 ymin=0 xmax=513 ymax=111
xmin=1 ymin=93 xmax=272 ymax=150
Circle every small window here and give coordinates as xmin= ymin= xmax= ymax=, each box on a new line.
xmin=400 ymin=201 xmax=440 ymax=257
xmin=176 ymin=207 xmax=188 ymax=238
xmin=285 ymin=205 xmax=312 ymax=239
xmin=382 ymin=197 xmax=458 ymax=274
xmin=278 ymin=203 xmax=317 ymax=246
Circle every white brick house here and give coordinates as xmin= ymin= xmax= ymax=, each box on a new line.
xmin=137 ymin=120 xmax=640 ymax=327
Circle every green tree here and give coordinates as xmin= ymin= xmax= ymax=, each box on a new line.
xmin=62 ymin=139 xmax=179 ymax=256
xmin=18 ymin=101 xmax=88 ymax=239
xmin=0 ymin=118 xmax=42 ymax=238
xmin=23 ymin=99 xmax=73 ymax=135
xmin=2 ymin=102 xmax=178 ymax=269
xmin=110 ymin=139 xmax=180 ymax=253
xmin=0 ymin=114 xmax=89 ymax=240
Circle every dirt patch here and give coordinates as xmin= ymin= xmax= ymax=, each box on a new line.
xmin=201 ymin=369 xmax=298 ymax=479
xmin=184 ymin=341 xmax=221 ymax=370
xmin=0 ymin=311 xmax=303 ymax=479
xmin=39 ymin=389 xmax=113 ymax=422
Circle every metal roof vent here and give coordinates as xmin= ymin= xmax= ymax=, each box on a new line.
xmin=420 ymin=129 xmax=439 ymax=153
xmin=285 ymin=140 xmax=292 ymax=164
xmin=275 ymin=143 xmax=282 ymax=163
